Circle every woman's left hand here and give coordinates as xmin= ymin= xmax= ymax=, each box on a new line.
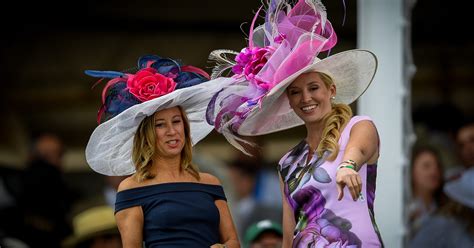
xmin=336 ymin=167 xmax=362 ymax=201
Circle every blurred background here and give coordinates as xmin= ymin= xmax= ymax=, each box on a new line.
xmin=0 ymin=0 xmax=472 ymax=247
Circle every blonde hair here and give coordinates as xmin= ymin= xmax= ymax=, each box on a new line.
xmin=314 ymin=72 xmax=353 ymax=161
xmin=132 ymin=106 xmax=200 ymax=182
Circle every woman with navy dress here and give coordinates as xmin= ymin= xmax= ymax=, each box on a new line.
xmin=84 ymin=55 xmax=239 ymax=248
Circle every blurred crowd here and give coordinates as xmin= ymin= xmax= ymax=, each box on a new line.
xmin=0 ymin=133 xmax=124 ymax=248
xmin=407 ymin=118 xmax=474 ymax=247
xmin=0 ymin=117 xmax=473 ymax=248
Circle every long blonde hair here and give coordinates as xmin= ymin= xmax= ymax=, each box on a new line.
xmin=132 ymin=106 xmax=200 ymax=182
xmin=314 ymin=72 xmax=353 ymax=161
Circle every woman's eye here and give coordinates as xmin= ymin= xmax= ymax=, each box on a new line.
xmin=173 ymin=120 xmax=182 ymax=124
xmin=310 ymin=86 xmax=318 ymax=91
xmin=289 ymin=91 xmax=300 ymax=95
xmin=155 ymin=123 xmax=164 ymax=128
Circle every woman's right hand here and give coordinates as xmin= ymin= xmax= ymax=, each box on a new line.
xmin=337 ymin=120 xmax=379 ymax=202
xmin=336 ymin=167 xmax=362 ymax=201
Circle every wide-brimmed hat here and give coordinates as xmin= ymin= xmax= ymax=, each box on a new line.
xmin=443 ymin=168 xmax=474 ymax=209
xmin=62 ymin=206 xmax=119 ymax=247
xmin=85 ymin=55 xmax=233 ymax=175
xmin=239 ymin=49 xmax=377 ymax=135
xmin=206 ymin=0 xmax=377 ymax=147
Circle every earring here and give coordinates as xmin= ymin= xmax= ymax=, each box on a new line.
xmin=331 ymin=96 xmax=336 ymax=100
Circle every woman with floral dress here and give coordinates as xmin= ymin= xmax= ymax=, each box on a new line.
xmin=206 ymin=0 xmax=384 ymax=246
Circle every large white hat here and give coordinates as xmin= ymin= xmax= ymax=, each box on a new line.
xmin=238 ymin=49 xmax=377 ymax=135
xmin=85 ymin=55 xmax=233 ymax=176
xmin=206 ymin=0 xmax=377 ymax=150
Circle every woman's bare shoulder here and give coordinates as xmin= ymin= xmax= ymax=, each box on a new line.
xmin=198 ymin=172 xmax=222 ymax=186
xmin=117 ymin=175 xmax=141 ymax=192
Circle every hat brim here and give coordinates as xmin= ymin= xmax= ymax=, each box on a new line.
xmin=63 ymin=227 xmax=119 ymax=248
xmin=443 ymin=169 xmax=474 ymax=209
xmin=85 ymin=77 xmax=234 ymax=176
xmin=238 ymin=49 xmax=377 ymax=136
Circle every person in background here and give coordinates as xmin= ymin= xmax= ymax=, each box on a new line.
xmin=0 ymin=164 xmax=25 ymax=246
xmin=407 ymin=145 xmax=446 ymax=237
xmin=455 ymin=120 xmax=474 ymax=170
xmin=227 ymin=152 xmax=282 ymax=240
xmin=409 ymin=167 xmax=474 ymax=247
xmin=20 ymin=133 xmax=74 ymax=248
xmin=62 ymin=205 xmax=121 ymax=248
xmin=244 ymin=219 xmax=283 ymax=248
xmin=227 ymin=154 xmax=259 ymax=237
xmin=444 ymin=119 xmax=474 ymax=181
xmin=103 ymin=176 xmax=127 ymax=208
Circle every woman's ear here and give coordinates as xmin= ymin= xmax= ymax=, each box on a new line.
xmin=330 ymin=83 xmax=337 ymax=98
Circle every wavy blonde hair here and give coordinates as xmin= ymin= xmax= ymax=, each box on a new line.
xmin=132 ymin=106 xmax=200 ymax=182
xmin=313 ymin=72 xmax=353 ymax=161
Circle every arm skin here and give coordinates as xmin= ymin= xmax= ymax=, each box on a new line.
xmin=279 ymin=173 xmax=296 ymax=247
xmin=202 ymin=173 xmax=240 ymax=248
xmin=115 ymin=176 xmax=144 ymax=248
xmin=336 ymin=120 xmax=379 ymax=201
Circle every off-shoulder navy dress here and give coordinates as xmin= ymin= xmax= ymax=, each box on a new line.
xmin=115 ymin=182 xmax=226 ymax=247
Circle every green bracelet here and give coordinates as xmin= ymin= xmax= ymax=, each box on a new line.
xmin=337 ymin=164 xmax=355 ymax=171
xmin=342 ymin=159 xmax=358 ymax=167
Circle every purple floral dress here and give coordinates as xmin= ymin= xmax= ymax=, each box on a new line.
xmin=279 ymin=116 xmax=383 ymax=247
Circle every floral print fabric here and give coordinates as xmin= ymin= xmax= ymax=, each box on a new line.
xmin=278 ymin=116 xmax=383 ymax=248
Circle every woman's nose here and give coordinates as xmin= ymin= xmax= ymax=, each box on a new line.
xmin=166 ymin=125 xmax=177 ymax=135
xmin=301 ymin=89 xmax=311 ymax=102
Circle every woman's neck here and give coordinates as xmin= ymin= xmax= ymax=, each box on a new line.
xmin=305 ymin=121 xmax=325 ymax=150
xmin=153 ymin=155 xmax=182 ymax=178
xmin=414 ymin=188 xmax=435 ymax=208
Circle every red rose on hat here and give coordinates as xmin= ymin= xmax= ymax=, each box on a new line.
xmin=127 ymin=68 xmax=176 ymax=102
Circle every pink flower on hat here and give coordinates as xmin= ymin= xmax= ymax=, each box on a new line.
xmin=126 ymin=68 xmax=176 ymax=102
xmin=232 ymin=46 xmax=274 ymax=90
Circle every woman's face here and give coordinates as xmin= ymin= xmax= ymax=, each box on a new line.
xmin=154 ymin=106 xmax=185 ymax=158
xmin=412 ymin=151 xmax=442 ymax=193
xmin=287 ymin=72 xmax=335 ymax=124
xmin=457 ymin=124 xmax=474 ymax=167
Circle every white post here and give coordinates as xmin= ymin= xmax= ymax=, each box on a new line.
xmin=357 ymin=0 xmax=416 ymax=247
